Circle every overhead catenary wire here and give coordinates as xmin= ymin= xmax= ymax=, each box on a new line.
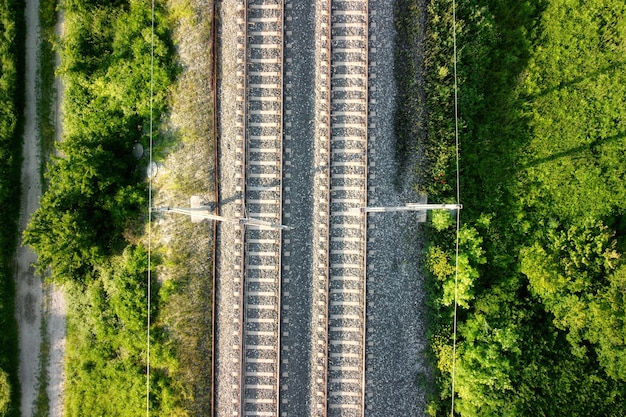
xmin=146 ymin=0 xmax=155 ymax=415
xmin=451 ymin=0 xmax=461 ymax=415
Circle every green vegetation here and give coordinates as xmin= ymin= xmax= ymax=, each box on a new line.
xmin=0 ymin=1 xmax=24 ymax=416
xmin=24 ymin=0 xmax=175 ymax=283
xmin=33 ymin=311 xmax=50 ymax=417
xmin=151 ymin=0 xmax=216 ymax=411
xmin=38 ymin=0 xmax=59 ymax=169
xmin=153 ymin=211 xmax=214 ymax=415
xmin=63 ymin=246 xmax=184 ymax=416
xmin=25 ymin=0 xmax=217 ymax=414
xmin=395 ymin=0 xmax=626 ymax=415
xmin=33 ymin=2 xmax=58 ymax=412
xmin=23 ymin=0 xmax=192 ymax=415
xmin=0 ymin=369 xmax=10 ymax=416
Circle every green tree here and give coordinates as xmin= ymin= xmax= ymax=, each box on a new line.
xmin=427 ymin=225 xmax=486 ymax=309
xmin=420 ymin=0 xmax=626 ymax=414
xmin=585 ymin=264 xmax=626 ymax=380
xmin=521 ymin=220 xmax=626 ymax=379
xmin=455 ymin=317 xmax=521 ymax=416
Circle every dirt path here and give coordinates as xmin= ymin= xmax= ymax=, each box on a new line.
xmin=15 ymin=0 xmax=43 ymax=415
xmin=45 ymin=284 xmax=66 ymax=417
xmin=45 ymin=8 xmax=66 ymax=417
xmin=15 ymin=1 xmax=66 ymax=416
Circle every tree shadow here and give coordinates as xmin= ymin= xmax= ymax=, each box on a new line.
xmin=457 ymin=0 xmax=547 ymax=217
xmin=529 ymin=59 xmax=626 ymax=101
xmin=523 ymin=130 xmax=626 ymax=169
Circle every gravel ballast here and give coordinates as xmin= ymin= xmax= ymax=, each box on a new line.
xmin=365 ymin=2 xmax=429 ymax=416
xmin=214 ymin=1 xmax=246 ymax=416
xmin=278 ymin=0 xmax=318 ymax=415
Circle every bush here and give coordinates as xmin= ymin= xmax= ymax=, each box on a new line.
xmin=25 ymin=0 xmax=175 ymax=284
xmin=417 ymin=0 xmax=626 ymax=415
xmin=0 ymin=1 xmax=24 ymax=416
xmin=25 ymin=0 xmax=185 ymax=414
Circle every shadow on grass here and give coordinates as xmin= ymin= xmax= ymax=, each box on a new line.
xmin=457 ymin=0 xmax=547 ymax=218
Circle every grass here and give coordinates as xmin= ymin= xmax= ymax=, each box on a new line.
xmin=38 ymin=0 xmax=59 ymax=182
xmin=410 ymin=0 xmax=626 ymax=415
xmin=26 ymin=0 xmax=183 ymax=414
xmin=149 ymin=0 xmax=217 ymax=412
xmin=33 ymin=307 xmax=50 ymax=417
xmin=24 ymin=0 xmax=218 ymax=414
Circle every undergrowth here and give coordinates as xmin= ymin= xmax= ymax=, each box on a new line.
xmin=0 ymin=1 xmax=26 ymax=415
xmin=407 ymin=0 xmax=626 ymax=415
xmin=24 ymin=0 xmax=217 ymax=415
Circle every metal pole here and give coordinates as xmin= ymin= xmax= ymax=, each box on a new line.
xmin=153 ymin=206 xmax=291 ymax=230
xmin=353 ymin=203 xmax=462 ymax=213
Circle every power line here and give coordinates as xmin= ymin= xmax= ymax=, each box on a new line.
xmin=146 ymin=0 xmax=155 ymax=415
xmin=450 ymin=0 xmax=461 ymax=414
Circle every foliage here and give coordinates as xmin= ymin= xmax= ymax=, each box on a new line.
xmin=39 ymin=0 xmax=61 ymax=170
xmin=426 ymin=225 xmax=485 ymax=309
xmin=520 ymin=0 xmax=626 ymax=222
xmin=521 ymin=221 xmax=626 ymax=380
xmin=64 ymin=245 xmax=187 ymax=417
xmin=23 ymin=0 xmax=191 ymax=415
xmin=24 ymin=0 xmax=175 ymax=283
xmin=431 ymin=209 xmax=455 ymax=232
xmin=0 ymin=0 xmax=24 ymax=416
xmin=412 ymin=0 xmax=626 ymax=415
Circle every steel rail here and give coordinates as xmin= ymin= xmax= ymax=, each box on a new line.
xmin=211 ymin=0 xmax=217 ymax=408
xmin=239 ymin=0 xmax=248 ymax=415
xmin=361 ymin=2 xmax=369 ymax=416
xmin=211 ymin=0 xmax=220 ymax=414
xmin=211 ymin=0 xmax=218 ymax=409
xmin=323 ymin=2 xmax=332 ymax=416
xmin=276 ymin=0 xmax=285 ymax=415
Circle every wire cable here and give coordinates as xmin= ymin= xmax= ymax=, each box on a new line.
xmin=450 ymin=0 xmax=461 ymax=415
xmin=146 ymin=0 xmax=155 ymax=415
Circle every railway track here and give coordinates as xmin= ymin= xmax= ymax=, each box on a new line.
xmin=216 ymin=0 xmax=427 ymax=411
xmin=324 ymin=1 xmax=369 ymax=416
xmin=218 ymin=1 xmax=372 ymax=415
xmin=239 ymin=1 xmax=285 ymax=416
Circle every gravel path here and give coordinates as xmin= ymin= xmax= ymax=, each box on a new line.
xmin=45 ymin=9 xmax=67 ymax=417
xmin=45 ymin=284 xmax=66 ymax=417
xmin=16 ymin=2 xmax=67 ymax=416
